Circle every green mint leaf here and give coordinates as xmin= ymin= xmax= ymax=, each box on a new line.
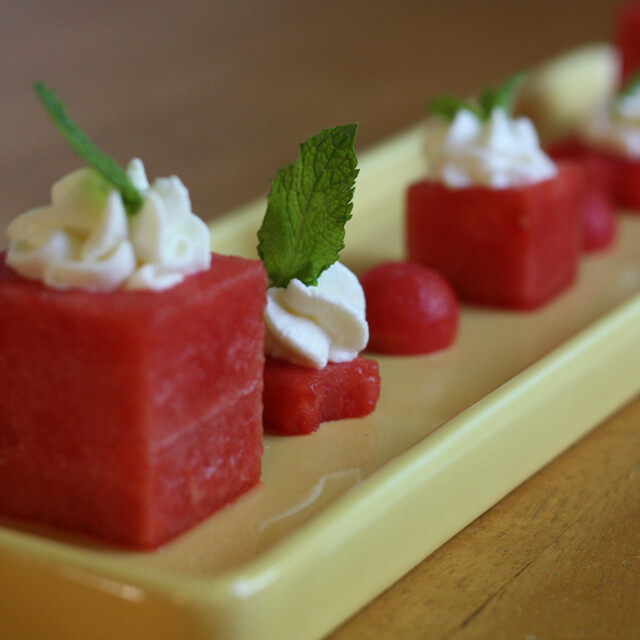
xmin=427 ymin=94 xmax=482 ymax=121
xmin=257 ymin=124 xmax=359 ymax=288
xmin=478 ymin=72 xmax=526 ymax=118
xmin=618 ymin=70 xmax=640 ymax=99
xmin=34 ymin=81 xmax=143 ymax=215
xmin=428 ymin=73 xmax=526 ymax=122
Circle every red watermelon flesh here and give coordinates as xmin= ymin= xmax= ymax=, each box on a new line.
xmin=546 ymin=139 xmax=616 ymax=252
xmin=616 ymin=1 xmax=640 ymax=82
xmin=607 ymin=154 xmax=640 ymax=211
xmin=546 ymin=138 xmax=616 ymax=194
xmin=548 ymin=136 xmax=640 ymax=213
xmin=263 ymin=356 xmax=380 ymax=436
xmin=0 ymin=253 xmax=266 ymax=549
xmin=579 ymin=186 xmax=616 ymax=252
xmin=406 ymin=163 xmax=581 ymax=310
xmin=359 ymin=261 xmax=458 ymax=355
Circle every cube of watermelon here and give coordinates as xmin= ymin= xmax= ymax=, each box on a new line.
xmin=546 ymin=138 xmax=616 ymax=252
xmin=616 ymin=1 xmax=640 ymax=82
xmin=406 ymin=163 xmax=581 ymax=310
xmin=548 ymin=136 xmax=640 ymax=214
xmin=607 ymin=154 xmax=640 ymax=210
xmin=0 ymin=253 xmax=266 ymax=548
xmin=263 ymin=356 xmax=380 ymax=436
xmin=546 ymin=138 xmax=616 ymax=194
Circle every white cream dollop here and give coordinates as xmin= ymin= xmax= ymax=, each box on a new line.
xmin=264 ymin=261 xmax=369 ymax=369
xmin=6 ymin=159 xmax=211 ymax=291
xmin=424 ymin=108 xmax=557 ymax=188
xmin=581 ymin=88 xmax=640 ymax=158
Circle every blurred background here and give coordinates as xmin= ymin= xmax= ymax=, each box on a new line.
xmin=0 ymin=0 xmax=623 ymax=231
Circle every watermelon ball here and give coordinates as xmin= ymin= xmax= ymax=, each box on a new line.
xmin=546 ymin=140 xmax=616 ymax=253
xmin=580 ymin=183 xmax=616 ymax=252
xmin=359 ymin=261 xmax=458 ymax=355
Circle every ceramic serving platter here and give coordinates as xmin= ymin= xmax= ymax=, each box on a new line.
xmin=3 ymin=124 xmax=640 ymax=640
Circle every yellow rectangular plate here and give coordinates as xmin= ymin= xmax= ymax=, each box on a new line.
xmin=3 ymin=125 xmax=640 ymax=640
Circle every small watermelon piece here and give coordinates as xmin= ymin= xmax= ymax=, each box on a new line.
xmin=359 ymin=261 xmax=458 ymax=355
xmin=608 ymin=153 xmax=640 ymax=210
xmin=548 ymin=136 xmax=640 ymax=213
xmin=547 ymin=138 xmax=616 ymax=252
xmin=0 ymin=253 xmax=266 ymax=548
xmin=616 ymin=1 xmax=640 ymax=82
xmin=406 ymin=162 xmax=582 ymax=310
xmin=580 ymin=185 xmax=616 ymax=252
xmin=263 ymin=356 xmax=380 ymax=436
xmin=546 ymin=137 xmax=616 ymax=193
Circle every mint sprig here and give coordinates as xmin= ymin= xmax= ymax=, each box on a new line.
xmin=34 ymin=81 xmax=143 ymax=215
xmin=478 ymin=72 xmax=526 ymax=116
xmin=426 ymin=94 xmax=482 ymax=121
xmin=618 ymin=70 xmax=640 ymax=99
xmin=257 ymin=124 xmax=359 ymax=288
xmin=428 ymin=72 xmax=526 ymax=122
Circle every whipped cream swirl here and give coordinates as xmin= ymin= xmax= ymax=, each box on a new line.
xmin=581 ymin=87 xmax=640 ymax=158
xmin=6 ymin=159 xmax=211 ymax=291
xmin=424 ymin=108 xmax=557 ymax=188
xmin=264 ymin=262 xmax=369 ymax=369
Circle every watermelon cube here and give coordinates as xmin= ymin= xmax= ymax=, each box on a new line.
xmin=548 ymin=136 xmax=640 ymax=214
xmin=546 ymin=138 xmax=616 ymax=194
xmin=0 ymin=253 xmax=266 ymax=548
xmin=406 ymin=163 xmax=582 ymax=310
xmin=607 ymin=153 xmax=640 ymax=210
xmin=263 ymin=356 xmax=380 ymax=436
xmin=616 ymin=1 xmax=640 ymax=82
xmin=547 ymin=138 xmax=616 ymax=252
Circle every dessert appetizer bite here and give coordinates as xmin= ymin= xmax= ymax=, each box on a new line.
xmin=514 ymin=44 xmax=620 ymax=252
xmin=616 ymin=1 xmax=640 ymax=82
xmin=545 ymin=137 xmax=616 ymax=253
xmin=0 ymin=83 xmax=266 ymax=548
xmin=407 ymin=75 xmax=581 ymax=310
xmin=258 ymin=125 xmax=380 ymax=436
xmin=549 ymin=72 xmax=640 ymax=215
xmin=359 ymin=261 xmax=458 ymax=355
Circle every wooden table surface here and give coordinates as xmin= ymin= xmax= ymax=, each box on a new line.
xmin=2 ymin=1 xmax=638 ymax=638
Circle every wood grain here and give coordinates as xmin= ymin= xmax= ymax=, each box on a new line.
xmin=1 ymin=2 xmax=637 ymax=639
xmin=330 ymin=398 xmax=640 ymax=639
